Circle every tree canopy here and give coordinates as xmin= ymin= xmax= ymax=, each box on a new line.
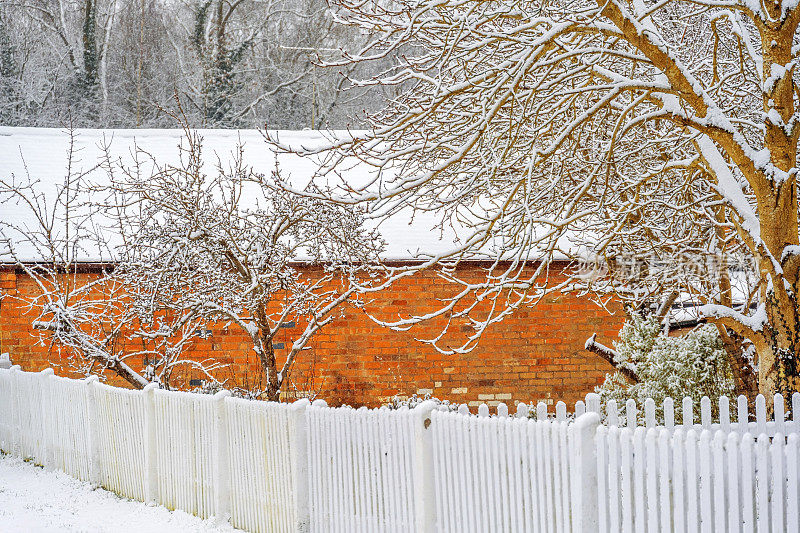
xmin=284 ymin=0 xmax=800 ymax=399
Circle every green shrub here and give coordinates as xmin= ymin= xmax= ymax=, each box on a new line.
xmin=596 ymin=315 xmax=735 ymax=423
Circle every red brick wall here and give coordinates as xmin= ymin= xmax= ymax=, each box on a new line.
xmin=0 ymin=263 xmax=623 ymax=407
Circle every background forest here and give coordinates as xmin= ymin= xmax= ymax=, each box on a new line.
xmin=0 ymin=0 xmax=392 ymax=128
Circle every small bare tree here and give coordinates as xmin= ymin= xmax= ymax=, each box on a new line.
xmin=104 ymin=127 xmax=385 ymax=400
xmin=0 ymin=128 xmax=225 ymax=389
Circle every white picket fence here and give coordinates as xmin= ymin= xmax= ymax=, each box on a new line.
xmin=0 ymin=366 xmax=798 ymax=532
xmin=596 ymin=425 xmax=800 ymax=533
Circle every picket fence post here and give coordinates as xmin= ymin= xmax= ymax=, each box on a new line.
xmin=143 ymin=383 xmax=159 ymax=503
xmin=0 ymin=368 xmax=8 ymax=452
xmin=413 ymin=400 xmax=438 ymax=533
xmin=585 ymin=392 xmax=601 ymax=414
xmin=86 ymin=375 xmax=102 ymax=487
xmin=289 ymin=398 xmax=311 ymax=532
xmin=9 ymin=365 xmax=20 ymax=456
xmin=212 ymin=389 xmax=231 ymax=522
xmin=571 ymin=411 xmax=601 ymax=533
xmin=39 ymin=368 xmax=54 ymax=470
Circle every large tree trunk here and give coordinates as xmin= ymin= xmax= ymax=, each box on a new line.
xmin=759 ymin=293 xmax=800 ymax=401
xmin=82 ymin=0 xmax=98 ymax=90
xmin=716 ymin=326 xmax=759 ymax=403
xmin=753 ymin=178 xmax=800 ymax=402
xmin=751 ymin=20 xmax=800 ymax=402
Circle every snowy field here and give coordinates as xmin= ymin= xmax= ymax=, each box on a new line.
xmin=0 ymin=453 xmax=241 ymax=533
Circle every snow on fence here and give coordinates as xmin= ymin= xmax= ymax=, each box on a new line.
xmin=0 ymin=366 xmax=799 ymax=533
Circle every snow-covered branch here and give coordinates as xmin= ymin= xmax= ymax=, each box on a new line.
xmin=273 ymin=0 xmax=800 ymax=398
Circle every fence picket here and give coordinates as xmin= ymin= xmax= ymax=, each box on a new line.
xmin=756 ymin=395 xmax=767 ymax=436
xmin=756 ymin=434 xmax=769 ymax=533
xmin=774 ymin=393 xmax=786 ymax=435
xmin=607 ymin=400 xmax=619 ymax=427
xmin=770 ymin=433 xmax=785 ymax=533
xmin=658 ymin=429 xmax=671 ymax=533
xmin=511 ymin=420 xmax=525 ymax=533
xmin=586 ymin=393 xmax=601 ymax=415
xmin=608 ymin=426 xmax=621 ymax=533
xmin=626 ymin=400 xmax=637 ymax=430
xmin=726 ymin=432 xmax=740 ymax=533
xmin=645 ymin=428 xmax=658 ymax=533
xmin=698 ymin=430 xmax=712 ymax=533
xmin=664 ymin=397 xmax=674 ymax=430
xmin=720 ymin=396 xmax=730 ymax=433
xmin=712 ymin=431 xmax=726 ymax=533
xmin=793 ymin=393 xmax=800 ymax=434
xmin=620 ymin=429 xmax=634 ymax=533
xmin=786 ymin=433 xmax=799 ymax=533
xmin=596 ymin=426 xmax=608 ymax=533
xmin=536 ymin=402 xmax=547 ymax=421
xmin=672 ymin=428 xmax=686 ymax=533
xmin=738 ymin=395 xmax=748 ymax=435
xmin=574 ymin=400 xmax=585 ymax=418
xmin=741 ymin=433 xmax=756 ymax=533
xmin=685 ymin=430 xmax=699 ymax=532
xmin=701 ymin=397 xmax=712 ymax=430
xmin=558 ymin=423 xmax=570 ymax=533
xmin=551 ymin=422 xmax=564 ymax=533
xmin=644 ymin=398 xmax=655 ymax=429
xmin=683 ymin=397 xmax=693 ymax=428
xmin=498 ymin=402 xmax=508 ymax=418
xmin=533 ymin=420 xmax=547 ymax=533
xmin=556 ymin=401 xmax=566 ymax=422
xmin=632 ymin=427 xmax=646 ymax=533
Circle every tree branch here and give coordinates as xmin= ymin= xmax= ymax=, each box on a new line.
xmin=585 ymin=332 xmax=640 ymax=383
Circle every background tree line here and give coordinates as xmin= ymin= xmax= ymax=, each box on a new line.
xmin=0 ymin=0 xmax=392 ymax=128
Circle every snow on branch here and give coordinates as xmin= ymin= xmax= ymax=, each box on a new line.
xmin=103 ymin=126 xmax=388 ymax=399
xmin=585 ymin=333 xmax=640 ymax=383
xmin=266 ymin=0 xmax=799 ymax=397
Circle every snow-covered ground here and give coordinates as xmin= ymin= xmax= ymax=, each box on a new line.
xmin=0 ymin=453 xmax=242 ymax=533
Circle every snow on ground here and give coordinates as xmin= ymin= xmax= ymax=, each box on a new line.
xmin=0 ymin=453 xmax=242 ymax=533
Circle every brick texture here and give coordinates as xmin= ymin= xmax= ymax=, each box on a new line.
xmin=0 ymin=262 xmax=623 ymax=407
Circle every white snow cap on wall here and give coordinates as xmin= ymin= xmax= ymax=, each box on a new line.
xmin=0 ymin=127 xmax=462 ymax=262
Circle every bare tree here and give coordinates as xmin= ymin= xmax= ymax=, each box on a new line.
xmin=279 ymin=0 xmax=800 ymax=399
xmin=11 ymin=0 xmax=121 ymax=121
xmin=104 ymin=127 xmax=385 ymax=399
xmin=0 ymin=0 xmax=393 ymax=128
xmin=0 ymin=128 xmax=225 ymax=389
xmin=178 ymin=0 xmax=379 ymax=128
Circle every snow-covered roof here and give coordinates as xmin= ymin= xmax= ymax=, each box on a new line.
xmin=0 ymin=127 xmax=471 ymax=263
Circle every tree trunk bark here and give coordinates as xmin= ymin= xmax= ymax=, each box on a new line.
xmin=262 ymin=339 xmax=280 ymax=402
xmin=754 ymin=20 xmax=800 ymax=402
xmin=759 ymin=293 xmax=800 ymax=402
xmin=716 ymin=325 xmax=759 ymax=403
xmin=253 ymin=302 xmax=281 ymax=401
xmin=82 ymin=0 xmax=98 ymax=90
